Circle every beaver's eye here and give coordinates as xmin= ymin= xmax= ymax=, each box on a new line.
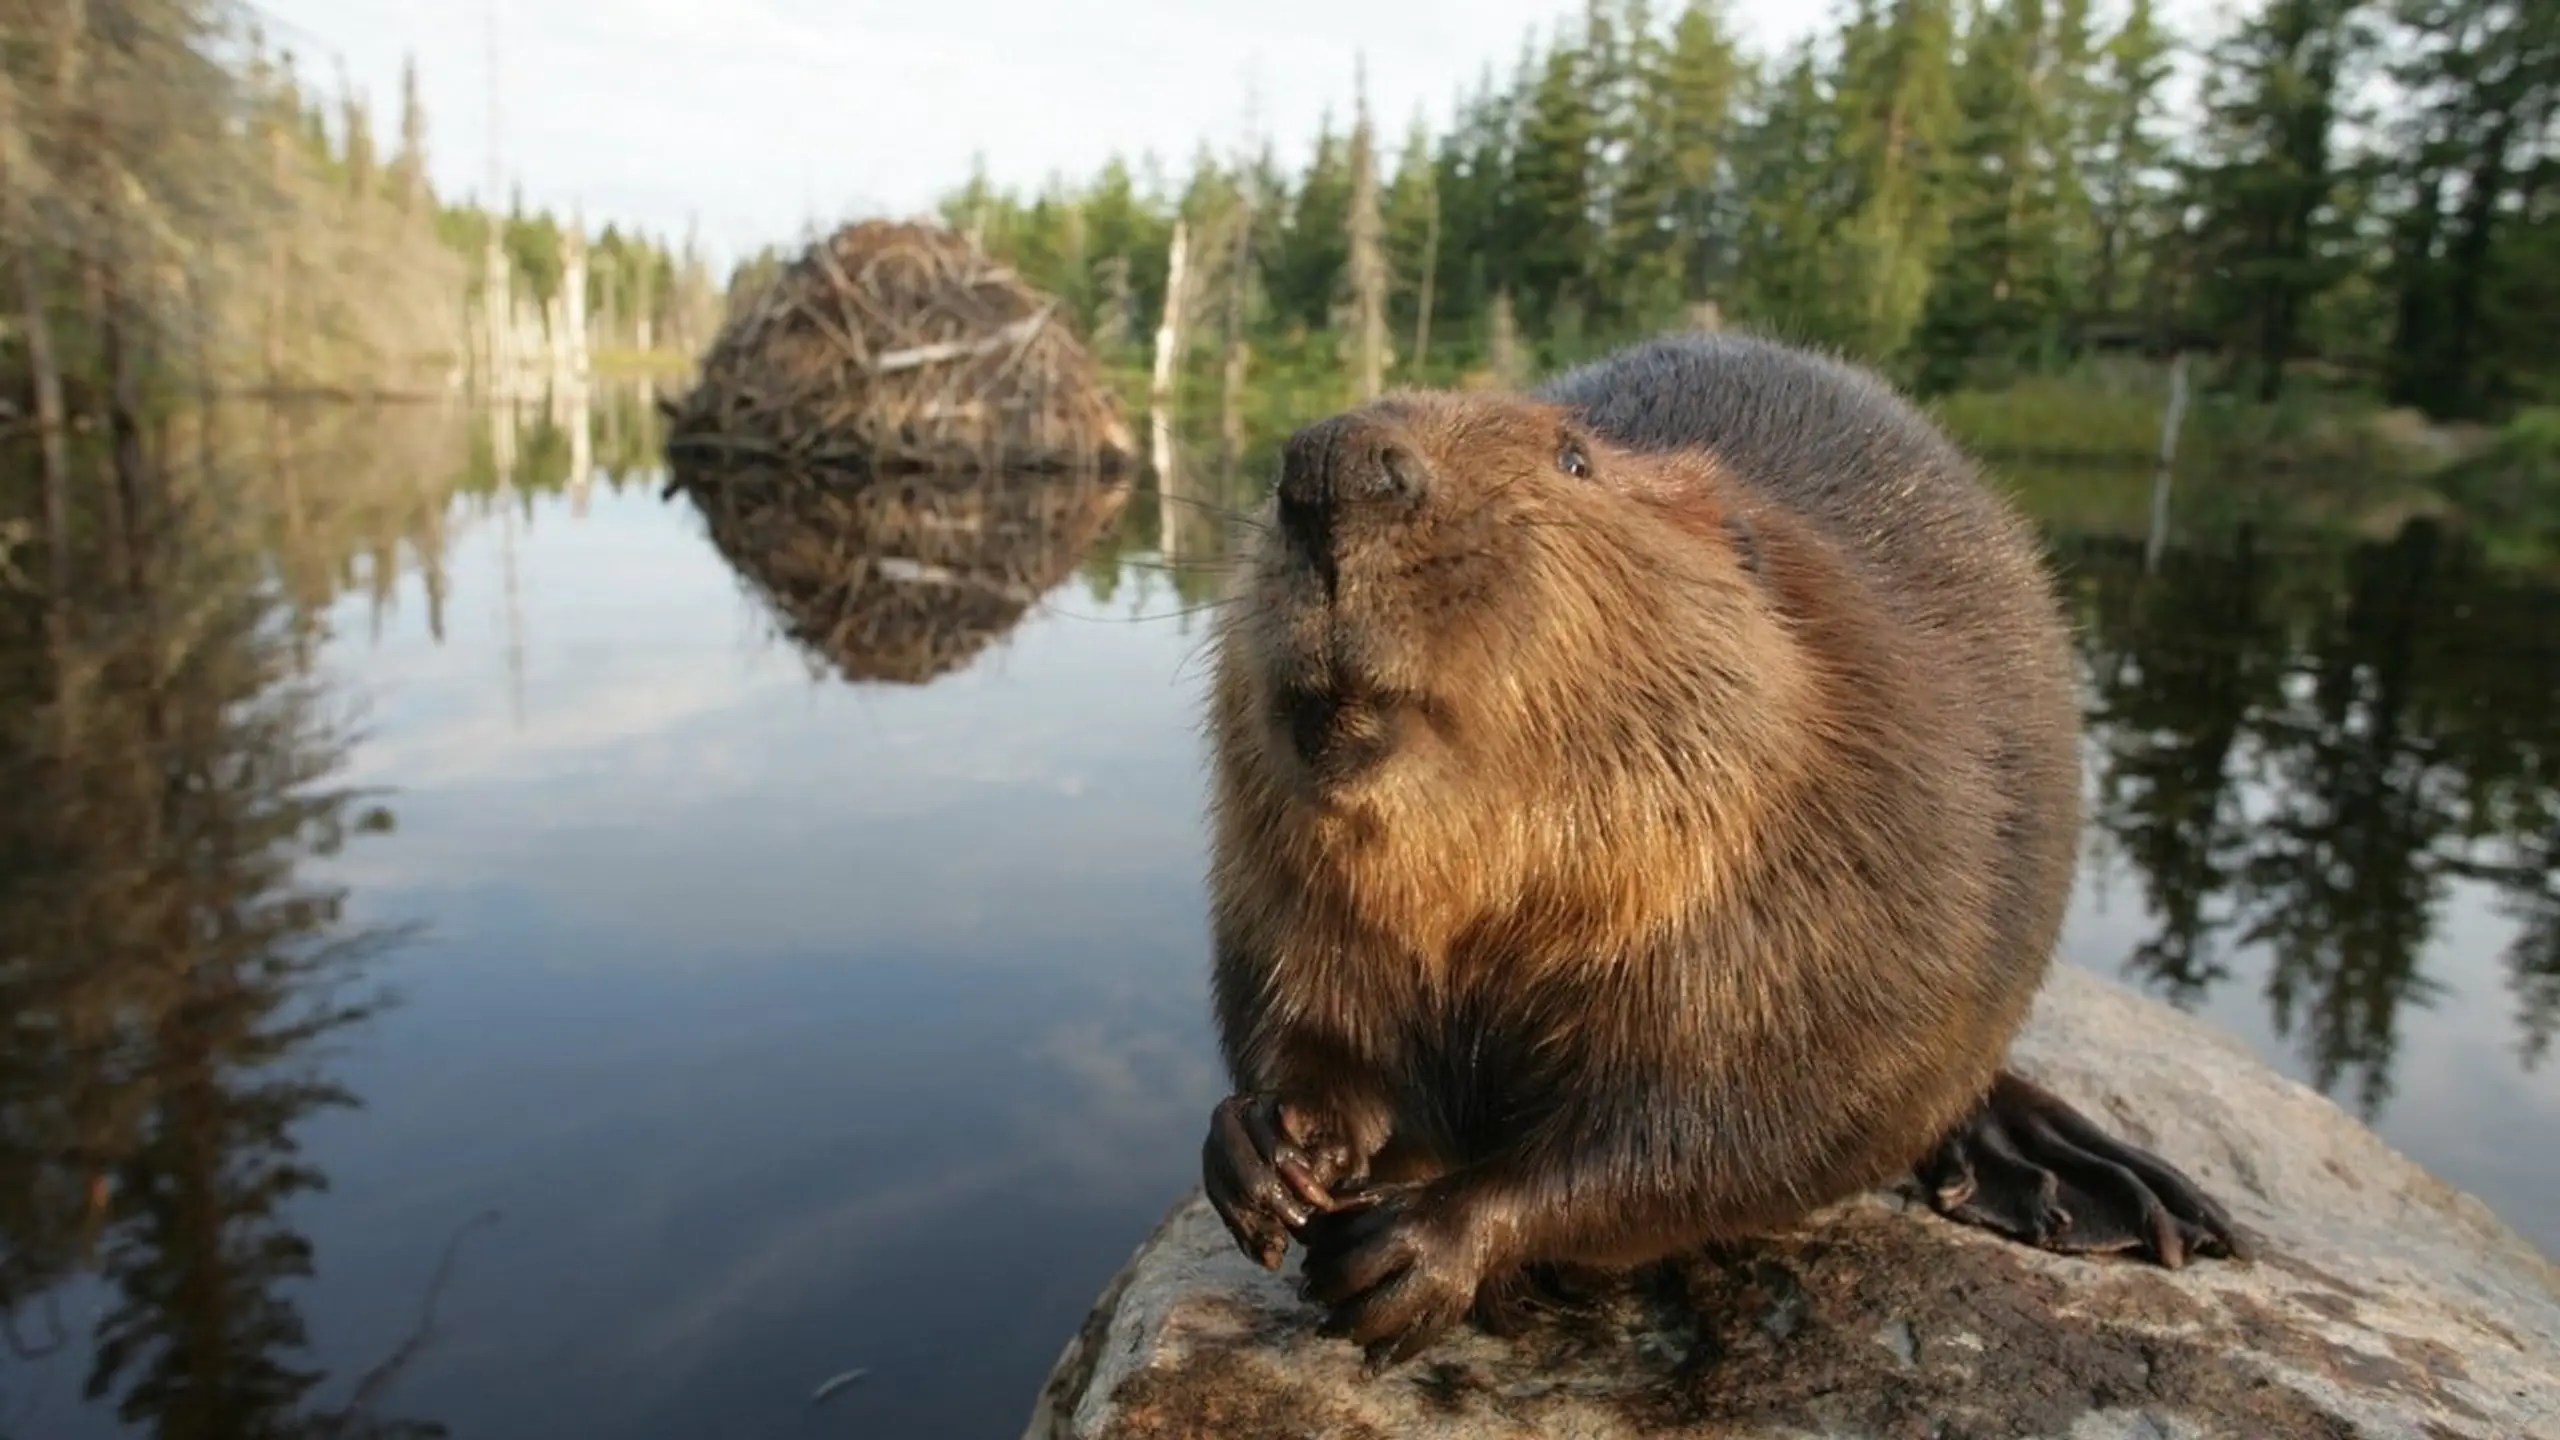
xmin=1557 ymin=439 xmax=1590 ymax=480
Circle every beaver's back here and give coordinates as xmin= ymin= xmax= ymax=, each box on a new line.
xmin=1538 ymin=331 xmax=2081 ymax=992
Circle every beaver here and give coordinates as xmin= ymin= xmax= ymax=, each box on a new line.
xmin=1196 ymin=330 xmax=2247 ymax=1371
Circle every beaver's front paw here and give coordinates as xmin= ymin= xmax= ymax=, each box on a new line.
xmin=1297 ymin=1181 xmax=1492 ymax=1372
xmin=1202 ymin=1093 xmax=1356 ymax=1270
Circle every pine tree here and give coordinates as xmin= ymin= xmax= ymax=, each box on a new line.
xmin=1655 ymin=0 xmax=1750 ymax=306
xmin=1035 ymin=199 xmax=1091 ymax=346
xmin=1235 ymin=139 xmax=1297 ymax=337
xmin=1383 ymin=116 xmax=1443 ymax=366
xmin=1272 ymin=116 xmax=1352 ymax=334
xmin=2187 ymin=0 xmax=2374 ymax=401
xmin=1731 ymin=42 xmax=1849 ymax=338
xmin=944 ymin=152 xmax=1001 ymax=245
xmin=918 ymin=0 xmax=2559 ymax=421
xmin=2084 ymin=0 xmax=2175 ymax=331
xmin=1512 ymin=29 xmax=1601 ymax=346
xmin=387 ymin=53 xmax=428 ymax=213
xmin=1577 ymin=0 xmax=1639 ymax=327
xmin=1431 ymin=67 xmax=1518 ymax=353
xmin=2379 ymin=0 xmax=2560 ymax=415
xmin=1081 ymin=157 xmax=1166 ymax=331
xmin=342 ymin=85 xmax=378 ymax=202
xmin=1915 ymin=0 xmax=2088 ymax=385
xmin=1827 ymin=0 xmax=1964 ymax=360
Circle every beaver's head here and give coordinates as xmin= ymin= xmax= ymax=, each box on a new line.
xmin=1211 ymin=391 xmax=1781 ymax=818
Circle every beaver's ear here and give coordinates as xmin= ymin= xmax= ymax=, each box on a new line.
xmin=1554 ymin=423 xmax=1594 ymax=481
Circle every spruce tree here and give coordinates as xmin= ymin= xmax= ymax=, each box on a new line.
xmin=2084 ymin=0 xmax=2175 ymax=333
xmin=1273 ymin=117 xmax=1352 ymax=334
xmin=1829 ymin=0 xmax=1963 ymax=361
xmin=1731 ymin=42 xmax=1851 ymax=340
xmin=1656 ymin=0 xmax=1750 ymax=307
xmin=1512 ymin=30 xmax=1601 ymax=345
xmin=2186 ymin=0 xmax=2374 ymax=401
xmin=1383 ymin=116 xmax=1444 ymax=363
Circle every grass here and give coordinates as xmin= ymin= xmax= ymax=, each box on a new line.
xmin=1981 ymin=455 xmax=2161 ymax=537
xmin=1920 ymin=356 xmax=2546 ymax=550
xmin=1928 ymin=367 xmax=2178 ymax=463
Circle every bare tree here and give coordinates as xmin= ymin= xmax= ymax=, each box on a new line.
xmin=1150 ymin=217 xmax=1192 ymax=423
xmin=1218 ymin=177 xmax=1258 ymax=470
xmin=1345 ymin=56 xmax=1390 ymax=400
xmin=1412 ymin=181 xmax=1439 ymax=372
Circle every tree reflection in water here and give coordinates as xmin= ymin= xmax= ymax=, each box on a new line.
xmin=0 ymin=391 xmax=2551 ymax=1431
xmin=2068 ymin=516 xmax=2560 ymax=1120
xmin=1 ymin=408 xmax=448 ymax=1440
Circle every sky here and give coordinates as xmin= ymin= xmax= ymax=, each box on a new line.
xmin=241 ymin=0 xmax=1833 ymax=267
xmin=247 ymin=0 xmax=2215 ymax=272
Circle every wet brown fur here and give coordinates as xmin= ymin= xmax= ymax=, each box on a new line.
xmin=1203 ymin=333 xmax=2095 ymax=1340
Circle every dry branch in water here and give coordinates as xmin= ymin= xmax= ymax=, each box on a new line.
xmin=668 ymin=458 xmax=1130 ymax=686
xmin=662 ymin=220 xmax=1133 ymax=475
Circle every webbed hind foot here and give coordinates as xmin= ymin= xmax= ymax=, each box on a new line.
xmin=1915 ymin=1070 xmax=2250 ymax=1268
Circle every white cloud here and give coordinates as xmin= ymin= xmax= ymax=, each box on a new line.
xmin=312 ymin=481 xmax=1221 ymax=960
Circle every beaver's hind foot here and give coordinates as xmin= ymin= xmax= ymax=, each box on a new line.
xmin=1915 ymin=1070 xmax=2251 ymax=1268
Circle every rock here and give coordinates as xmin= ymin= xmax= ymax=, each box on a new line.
xmin=1023 ymin=966 xmax=2560 ymax=1440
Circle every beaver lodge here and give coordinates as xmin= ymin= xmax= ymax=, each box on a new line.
xmin=671 ymin=457 xmax=1131 ymax=686
xmin=662 ymin=219 xmax=1134 ymax=475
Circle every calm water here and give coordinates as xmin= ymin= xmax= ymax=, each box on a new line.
xmin=4 ymin=399 xmax=2555 ymax=1440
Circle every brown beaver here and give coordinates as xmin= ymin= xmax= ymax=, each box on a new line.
xmin=1196 ymin=331 xmax=2247 ymax=1371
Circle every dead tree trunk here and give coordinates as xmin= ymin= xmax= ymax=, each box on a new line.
xmin=265 ymin=115 xmax=289 ymax=391
xmin=91 ymin=254 xmax=145 ymax=594
xmin=1093 ymin=253 xmax=1131 ymax=363
xmin=1346 ymin=80 xmax=1388 ymax=401
xmin=2144 ymin=351 xmax=2191 ymax=576
xmin=1489 ymin=288 xmax=1523 ymax=387
xmin=1150 ymin=218 xmax=1191 ymax=418
xmin=633 ymin=259 xmax=654 ymax=354
xmin=594 ymin=250 xmax=619 ymax=355
xmin=1412 ymin=186 xmax=1439 ymax=373
xmin=1 ymin=194 xmax=72 ymax=620
xmin=1218 ymin=190 xmax=1257 ymax=474
xmin=11 ymin=244 xmax=71 ymax=604
xmin=183 ymin=262 xmax=220 ymax=486
xmin=562 ymin=216 xmax=591 ymax=380
xmin=0 ymin=51 xmax=72 ymax=616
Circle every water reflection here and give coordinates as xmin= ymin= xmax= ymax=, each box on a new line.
xmin=1 ymin=390 xmax=2551 ymax=1440
xmin=0 ymin=407 xmax=451 ymax=1437
xmin=2061 ymin=520 xmax=2560 ymax=1118
xmin=666 ymin=458 xmax=1131 ymax=686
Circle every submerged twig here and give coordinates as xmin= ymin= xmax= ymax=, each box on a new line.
xmin=332 ymin=1208 xmax=504 ymax=1423
xmin=808 ymin=1367 xmax=869 ymax=1405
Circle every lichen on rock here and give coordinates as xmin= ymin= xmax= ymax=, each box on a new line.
xmin=1024 ymin=967 xmax=2560 ymax=1440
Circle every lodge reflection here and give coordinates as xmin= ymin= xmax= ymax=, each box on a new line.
xmin=2062 ymin=517 xmax=2560 ymax=1118
xmin=1 ymin=412 xmax=442 ymax=1438
xmin=669 ymin=458 xmax=1132 ymax=685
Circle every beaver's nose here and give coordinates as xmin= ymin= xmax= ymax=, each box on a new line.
xmin=1276 ymin=413 xmax=1430 ymax=561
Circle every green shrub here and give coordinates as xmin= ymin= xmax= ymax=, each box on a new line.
xmin=2437 ymin=407 xmax=2560 ymax=543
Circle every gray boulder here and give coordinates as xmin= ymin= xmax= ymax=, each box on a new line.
xmin=1023 ymin=965 xmax=2560 ymax=1440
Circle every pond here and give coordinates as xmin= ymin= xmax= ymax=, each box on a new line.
xmin=3 ymin=390 xmax=2554 ymax=1440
